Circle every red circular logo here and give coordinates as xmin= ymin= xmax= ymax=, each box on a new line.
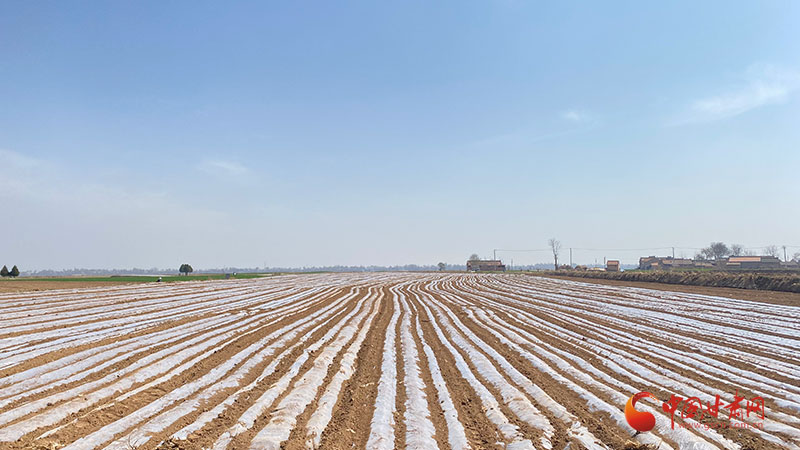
xmin=625 ymin=392 xmax=657 ymax=432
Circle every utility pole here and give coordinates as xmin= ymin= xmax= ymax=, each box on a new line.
xmin=672 ymin=247 xmax=675 ymax=258
xmin=784 ymin=245 xmax=788 ymax=262
xmin=493 ymin=249 xmax=497 ymax=260
xmin=569 ymin=248 xmax=573 ymax=267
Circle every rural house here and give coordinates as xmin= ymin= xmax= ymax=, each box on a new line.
xmin=466 ymin=259 xmax=506 ymax=272
xmin=639 ymin=256 xmax=694 ymax=271
xmin=721 ymin=256 xmax=782 ymax=270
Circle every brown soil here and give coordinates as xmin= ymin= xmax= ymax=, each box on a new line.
xmin=0 ymin=274 xmax=796 ymax=450
xmin=0 ymin=280 xmax=134 ymax=293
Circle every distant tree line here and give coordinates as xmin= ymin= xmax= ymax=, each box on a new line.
xmin=24 ymin=264 xmax=479 ymax=276
xmin=695 ymin=242 xmax=786 ymax=260
xmin=0 ymin=265 xmax=20 ymax=278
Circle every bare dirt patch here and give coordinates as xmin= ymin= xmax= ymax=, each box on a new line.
xmin=0 ymin=280 xmax=134 ymax=293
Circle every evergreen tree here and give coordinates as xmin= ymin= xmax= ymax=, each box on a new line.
xmin=0 ymin=265 xmax=8 ymax=277
xmin=9 ymin=265 xmax=19 ymax=277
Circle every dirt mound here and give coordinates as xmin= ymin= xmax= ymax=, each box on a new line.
xmin=540 ymin=270 xmax=800 ymax=293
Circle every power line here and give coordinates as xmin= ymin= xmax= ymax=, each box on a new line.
xmin=570 ymin=247 xmax=676 ymax=251
xmin=743 ymin=245 xmax=800 ymax=249
xmin=496 ymin=245 xmax=798 ymax=253
xmin=492 ymin=244 xmax=799 ymax=265
xmin=494 ymin=247 xmax=684 ymax=252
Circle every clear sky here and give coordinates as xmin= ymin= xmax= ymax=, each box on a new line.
xmin=2 ymin=1 xmax=799 ymax=270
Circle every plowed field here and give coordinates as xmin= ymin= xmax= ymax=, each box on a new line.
xmin=0 ymin=274 xmax=797 ymax=449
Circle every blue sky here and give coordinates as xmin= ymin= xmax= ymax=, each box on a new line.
xmin=2 ymin=1 xmax=799 ymax=269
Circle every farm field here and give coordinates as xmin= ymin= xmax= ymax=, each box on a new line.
xmin=0 ymin=274 xmax=270 ymax=294
xmin=0 ymin=273 xmax=798 ymax=450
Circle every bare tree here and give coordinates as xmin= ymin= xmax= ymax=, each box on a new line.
xmin=764 ymin=245 xmax=780 ymax=258
xmin=437 ymin=262 xmax=446 ymax=271
xmin=793 ymin=252 xmax=800 ymax=262
xmin=699 ymin=242 xmax=730 ymax=260
xmin=468 ymin=253 xmax=480 ymax=261
xmin=548 ymin=238 xmax=562 ymax=270
xmin=730 ymin=244 xmax=744 ymax=256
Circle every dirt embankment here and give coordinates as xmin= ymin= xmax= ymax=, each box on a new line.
xmin=535 ymin=270 xmax=800 ymax=293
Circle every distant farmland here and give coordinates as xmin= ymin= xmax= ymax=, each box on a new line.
xmin=0 ymin=274 xmax=270 ymax=293
xmin=0 ymin=274 xmax=797 ymax=449
xmin=8 ymin=273 xmax=268 ymax=283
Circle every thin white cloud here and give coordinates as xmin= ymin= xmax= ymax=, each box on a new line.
xmin=0 ymin=148 xmax=41 ymax=169
xmin=0 ymin=148 xmax=242 ymax=270
xmin=197 ymin=159 xmax=249 ymax=176
xmin=470 ymin=111 xmax=598 ymax=148
xmin=679 ymin=64 xmax=799 ymax=124
xmin=560 ymin=109 xmax=591 ymax=122
xmin=0 ymin=149 xmax=49 ymax=196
